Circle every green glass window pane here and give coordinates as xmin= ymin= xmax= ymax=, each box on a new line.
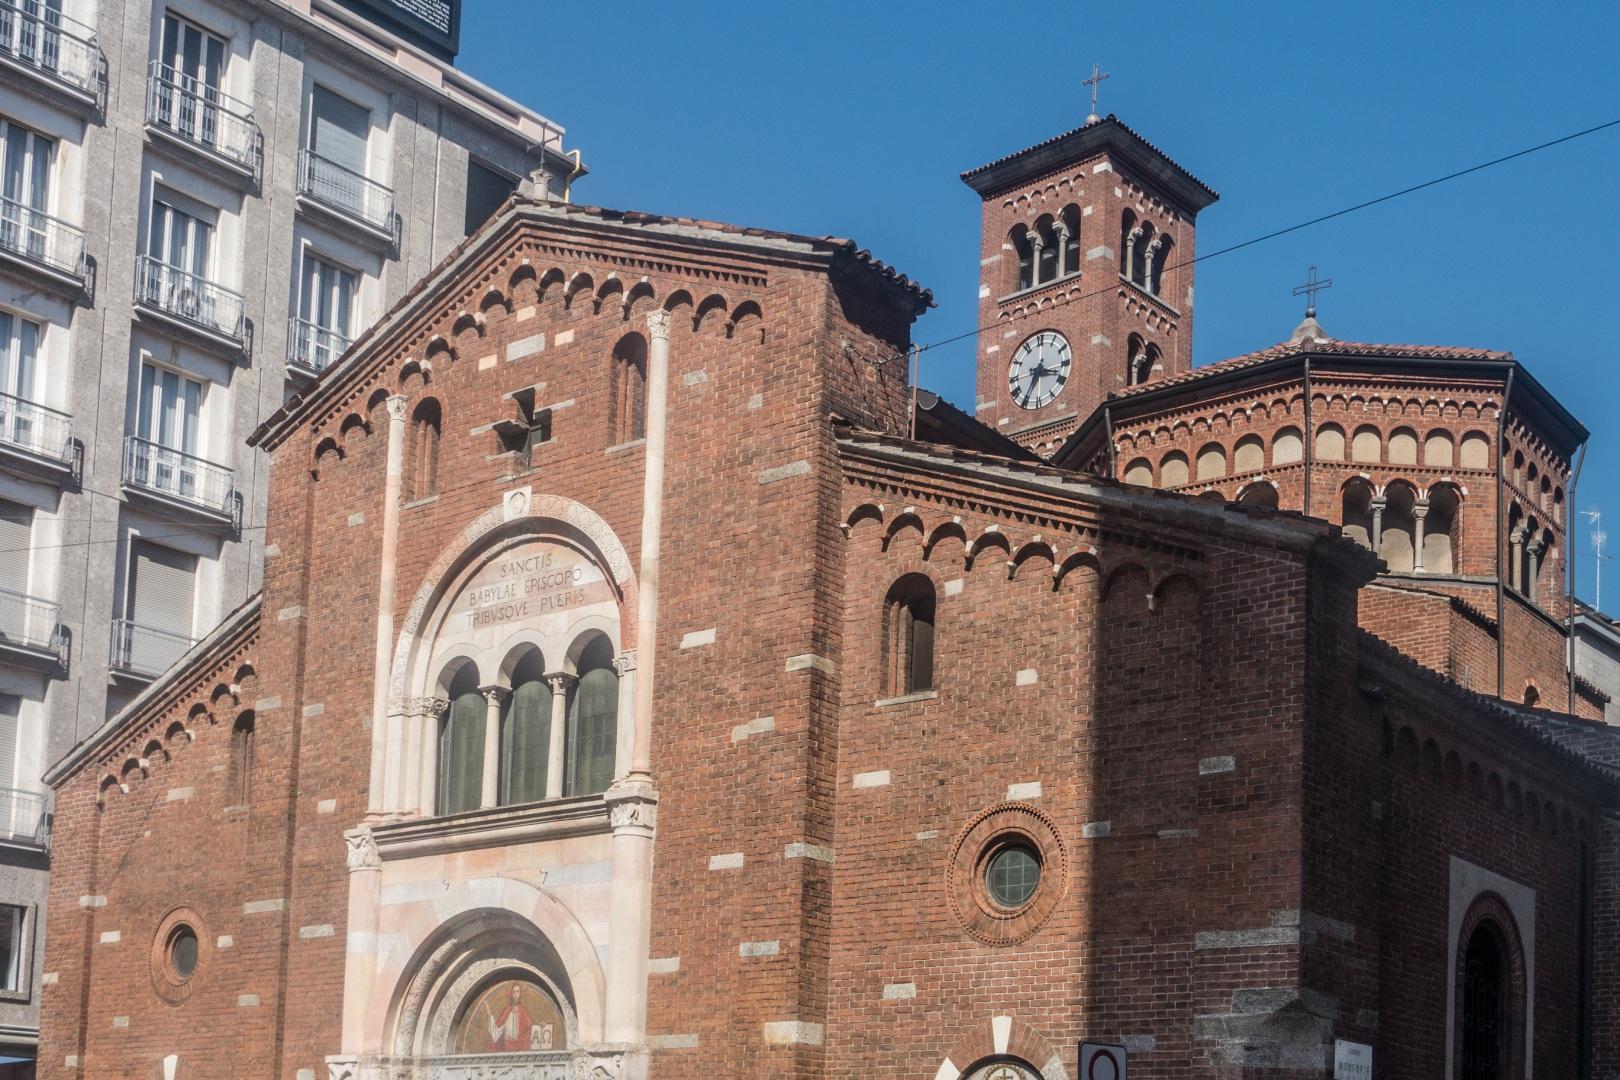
xmin=566 ymin=663 xmax=617 ymax=796
xmin=170 ymin=926 xmax=198 ymax=979
xmin=502 ymin=677 xmax=551 ymax=805
xmin=439 ymin=689 xmax=485 ymax=815
xmin=986 ymin=846 xmax=1040 ymax=908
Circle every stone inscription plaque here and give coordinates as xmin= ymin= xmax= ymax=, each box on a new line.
xmin=460 ymin=542 xmax=614 ymax=633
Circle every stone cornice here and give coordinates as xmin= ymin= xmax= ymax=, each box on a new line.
xmin=371 ymin=795 xmax=611 ymax=859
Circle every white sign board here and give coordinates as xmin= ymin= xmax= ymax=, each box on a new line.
xmin=1079 ymin=1042 xmax=1127 ymax=1080
xmin=1334 ymin=1039 xmax=1372 ymax=1079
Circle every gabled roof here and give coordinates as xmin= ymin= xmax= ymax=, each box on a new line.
xmin=250 ymin=196 xmax=933 ymax=452
xmin=961 ymin=114 xmax=1219 ymax=214
xmin=912 ymin=389 xmax=1039 ymax=460
xmin=1053 ymin=337 xmax=1588 ymax=468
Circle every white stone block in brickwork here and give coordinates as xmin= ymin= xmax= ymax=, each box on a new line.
xmin=993 ymin=1014 xmax=1013 ymax=1052
xmin=1082 ymin=820 xmax=1111 ymax=838
xmin=648 ymin=956 xmax=680 ymax=974
xmin=244 ymin=898 xmax=286 ymax=914
xmin=852 ymin=770 xmax=890 ymax=789
xmin=317 ymin=799 xmax=337 ymax=814
xmin=762 ymin=1021 xmax=824 ymax=1046
xmin=934 ymin=1061 xmax=960 ymax=1080
xmin=708 ymin=852 xmax=744 ymax=870
xmin=302 ymin=703 xmax=324 ymax=718
xmin=217 ymin=935 xmax=234 ymax=948
xmin=1123 ymin=1034 xmax=1157 ymax=1052
xmin=1199 ymin=755 xmax=1237 ymax=776
xmin=785 ymin=653 xmax=835 ymax=674
xmin=507 ymin=333 xmax=545 ymax=361
xmin=883 ymin=982 xmax=917 ymax=1000
xmin=112 ymin=1016 xmax=128 ymax=1028
xmin=167 ymin=787 xmax=192 ymax=801
xmin=278 ymin=606 xmax=303 ymax=621
xmin=1015 ymin=668 xmax=1038 ymax=686
xmin=1086 ymin=245 xmax=1114 ymax=262
xmin=41 ymin=972 xmax=57 ymax=985
xmin=477 ymin=354 xmax=497 ymax=371
xmin=347 ymin=512 xmax=365 ymax=526
xmin=299 ymin=924 xmax=335 ymax=939
xmin=679 ymin=628 xmax=715 ymax=649
xmin=648 ymin=1034 xmax=699 ymax=1049
xmin=758 ymin=460 xmax=811 ymax=484
xmin=978 ymin=285 xmax=990 ymax=298
xmin=263 ymin=544 xmax=280 ymax=558
xmin=239 ymin=994 xmax=260 ymax=1007
xmin=784 ymin=842 xmax=834 ymax=863
xmin=554 ymin=329 xmax=575 ymax=346
xmin=730 ymin=716 xmax=774 ymax=742
xmin=944 ymin=578 xmax=964 ymax=596
xmin=1007 ymin=781 xmax=1042 ymax=800
xmin=739 ymin=940 xmax=780 ymax=957
xmin=916 ymin=830 xmax=940 ymax=841
xmin=747 ymin=394 xmax=764 ymax=410
xmin=98 ymin=931 xmax=120 ymax=944
xmin=682 ymin=370 xmax=708 ymax=386
xmin=1093 ymin=161 xmax=1112 ymax=173
xmin=297 ymin=1070 xmax=316 ymax=1080
xmin=78 ymin=895 xmax=105 ymax=908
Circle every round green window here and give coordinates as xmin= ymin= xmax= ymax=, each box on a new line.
xmin=167 ymin=925 xmax=199 ymax=981
xmin=985 ymin=844 xmax=1041 ymax=908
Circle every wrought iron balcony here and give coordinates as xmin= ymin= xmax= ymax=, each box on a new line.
xmin=0 ymin=586 xmax=64 ymax=666
xmin=135 ymin=255 xmax=247 ymax=347
xmin=0 ymin=786 xmax=50 ymax=849
xmin=110 ymin=617 xmax=193 ymax=680
xmin=121 ymin=435 xmax=238 ymax=524
xmin=145 ymin=61 xmax=262 ymax=181
xmin=0 ymin=194 xmax=88 ymax=287
xmin=297 ymin=150 xmax=398 ymax=244
xmin=287 ymin=315 xmax=350 ymax=376
xmin=0 ymin=390 xmax=74 ymax=470
xmin=0 ymin=0 xmax=105 ymax=109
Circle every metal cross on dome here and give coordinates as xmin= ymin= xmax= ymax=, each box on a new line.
xmin=1083 ymin=63 xmax=1110 ymax=122
xmin=1292 ymin=265 xmax=1333 ymax=317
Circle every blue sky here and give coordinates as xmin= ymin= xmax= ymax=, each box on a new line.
xmin=460 ymin=0 xmax=1620 ymax=606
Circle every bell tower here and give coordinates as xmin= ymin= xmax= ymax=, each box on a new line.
xmin=961 ymin=115 xmax=1219 ymax=455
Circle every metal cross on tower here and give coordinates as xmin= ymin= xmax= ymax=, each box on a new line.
xmin=1292 ymin=265 xmax=1333 ymax=318
xmin=1083 ymin=64 xmax=1111 ymax=123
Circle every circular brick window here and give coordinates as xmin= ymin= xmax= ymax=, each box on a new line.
xmin=150 ymin=907 xmax=207 ymax=1005
xmin=948 ymin=802 xmax=1065 ymax=946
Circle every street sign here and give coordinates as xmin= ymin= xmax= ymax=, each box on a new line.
xmin=1334 ymin=1039 xmax=1372 ymax=1079
xmin=1079 ymin=1042 xmax=1127 ymax=1080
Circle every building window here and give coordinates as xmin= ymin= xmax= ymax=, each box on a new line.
xmin=294 ymin=251 xmax=356 ymax=372
xmin=611 ymin=333 xmax=647 ymax=444
xmin=465 ymin=159 xmax=518 ymax=234
xmin=438 ymin=665 xmax=485 ymax=815
xmin=165 ymin=922 xmax=198 ymax=982
xmin=985 ymin=843 xmax=1040 ymax=908
xmin=409 ymin=399 xmax=440 ymax=499
xmin=0 ymin=904 xmax=22 ymax=991
xmin=118 ymin=540 xmax=197 ymax=675
xmin=228 ymin=712 xmax=254 ymax=806
xmin=155 ymin=13 xmax=227 ymax=146
xmin=884 ymin=574 xmax=936 ymax=696
xmin=0 ymin=310 xmax=42 ymax=433
xmin=147 ymin=188 xmax=215 ymax=281
xmin=565 ymin=636 xmax=617 ymax=797
xmin=137 ymin=362 xmax=203 ymax=457
xmin=0 ymin=500 xmax=33 ymax=604
xmin=0 ymin=118 xmax=54 ymax=260
xmin=1460 ymin=921 xmax=1508 ymax=1079
xmin=500 ymin=651 xmax=552 ymax=805
xmin=0 ymin=693 xmax=18 ymax=793
xmin=306 ymin=85 xmax=373 ymax=216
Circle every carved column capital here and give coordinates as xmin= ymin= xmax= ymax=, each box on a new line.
xmin=645 ymin=309 xmax=671 ymax=341
xmin=604 ymin=781 xmax=659 ymax=837
xmin=385 ymin=394 xmax=408 ymax=422
xmin=545 ymin=671 xmax=578 ymax=694
xmin=344 ymin=828 xmax=381 ymax=873
xmin=612 ymin=650 xmax=637 ymax=676
xmin=1026 ymin=230 xmax=1044 ymax=251
xmin=480 ymin=685 xmax=511 ymax=707
xmin=324 ymin=1056 xmax=359 ymax=1080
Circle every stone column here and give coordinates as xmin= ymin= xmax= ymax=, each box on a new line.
xmin=1052 ymin=223 xmax=1069 ymax=278
xmin=1370 ymin=496 xmax=1386 ymax=554
xmin=1509 ymin=526 xmax=1526 ymax=593
xmin=1412 ymin=503 xmax=1429 ymax=573
xmin=544 ymin=673 xmax=574 ymax=800
xmin=1123 ymin=229 xmax=1137 ymax=280
xmin=340 ymin=829 xmax=382 ymax=1057
xmin=1527 ymin=540 xmax=1544 ymax=603
xmin=368 ymin=395 xmax=408 ymax=815
xmin=1026 ymin=231 xmax=1044 ymax=287
xmin=612 ymin=651 xmax=637 ymax=781
xmin=1147 ymin=239 xmax=1164 ymax=293
xmin=479 ymin=687 xmax=509 ymax=808
xmin=412 ymin=697 xmax=448 ymax=813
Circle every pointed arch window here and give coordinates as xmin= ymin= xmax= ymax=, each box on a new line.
xmin=438 ymin=665 xmax=485 ymax=815
xmin=500 ymin=651 xmax=552 ymax=805
xmin=228 ymin=711 xmax=254 ymax=806
xmin=565 ymin=636 xmax=617 ymax=796
xmin=884 ymin=574 xmax=936 ymax=696
xmin=1460 ymin=921 xmax=1509 ymax=1079
xmin=410 ymin=398 xmax=441 ymax=499
xmin=611 ymin=333 xmax=647 ymax=444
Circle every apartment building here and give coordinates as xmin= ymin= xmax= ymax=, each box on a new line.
xmin=0 ymin=0 xmax=572 ymax=1066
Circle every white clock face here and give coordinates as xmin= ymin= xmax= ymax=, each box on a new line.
xmin=1008 ymin=331 xmax=1071 ymax=410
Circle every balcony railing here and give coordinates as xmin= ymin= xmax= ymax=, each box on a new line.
xmin=298 ymin=150 xmax=398 ymax=241
xmin=0 ymin=786 xmax=49 ymax=848
xmin=287 ymin=315 xmax=350 ymax=375
xmin=135 ymin=255 xmax=247 ymax=345
xmin=145 ymin=61 xmax=262 ymax=180
xmin=110 ymin=617 xmax=193 ymax=680
xmin=0 ymin=0 xmax=105 ymax=107
xmin=0 ymin=390 xmax=73 ymax=466
xmin=0 ymin=193 xmax=88 ymax=284
xmin=0 ymin=586 xmax=63 ymax=662
xmin=122 ymin=435 xmax=237 ymax=521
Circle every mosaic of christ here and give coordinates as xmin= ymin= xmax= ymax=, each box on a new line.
xmin=452 ymin=977 xmax=567 ymax=1054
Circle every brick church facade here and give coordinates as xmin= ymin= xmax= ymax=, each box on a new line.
xmin=33 ymin=117 xmax=1620 ymax=1079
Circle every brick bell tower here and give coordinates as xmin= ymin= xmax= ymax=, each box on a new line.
xmin=962 ymin=113 xmax=1219 ymax=455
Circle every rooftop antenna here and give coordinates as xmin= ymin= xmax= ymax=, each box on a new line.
xmin=1083 ymin=64 xmax=1110 ymax=124
xmin=1582 ymin=507 xmax=1608 ymax=610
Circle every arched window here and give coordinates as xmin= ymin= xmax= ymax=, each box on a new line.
xmin=1424 ymin=486 xmax=1460 ymax=574
xmin=1389 ymin=427 xmax=1418 ymax=465
xmin=1272 ymin=427 xmax=1303 ymax=465
xmin=1351 ymin=425 xmax=1382 ymax=464
xmin=1238 ymin=482 xmax=1279 ymax=510
xmin=610 ymin=333 xmax=647 ymax=444
xmin=1118 ymin=210 xmax=1136 ymax=277
xmin=501 ymin=651 xmax=553 ymax=806
xmin=1315 ymin=423 xmax=1346 ymax=462
xmin=884 ymin=573 xmax=935 ymax=697
xmin=1123 ymin=458 xmax=1153 ymax=487
xmin=1130 ymin=223 xmax=1155 ymax=286
xmin=1033 ymin=216 xmax=1059 ymax=285
xmin=1149 ymin=234 xmax=1173 ymax=295
xmin=1126 ymin=334 xmax=1149 ymax=387
xmin=1381 ymin=484 xmax=1417 ymax=572
xmin=410 ymin=399 xmax=441 ymax=499
xmin=1459 ymin=431 xmax=1490 ymax=470
xmin=1195 ymin=442 xmax=1226 ymax=481
xmin=1460 ymin=920 xmax=1511 ymax=1079
xmin=228 ymin=711 xmax=254 ymax=806
xmin=1233 ymin=435 xmax=1264 ymax=474
xmin=1342 ymin=480 xmax=1375 ymax=549
xmin=1058 ymin=205 xmax=1080 ymax=279
xmin=1159 ymin=451 xmax=1189 ymax=487
xmin=1011 ymin=226 xmax=1034 ymax=292
xmin=438 ymin=665 xmax=485 ymax=815
xmin=1424 ymin=430 xmax=1455 ymax=467
xmin=565 ymin=636 xmax=617 ymax=796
